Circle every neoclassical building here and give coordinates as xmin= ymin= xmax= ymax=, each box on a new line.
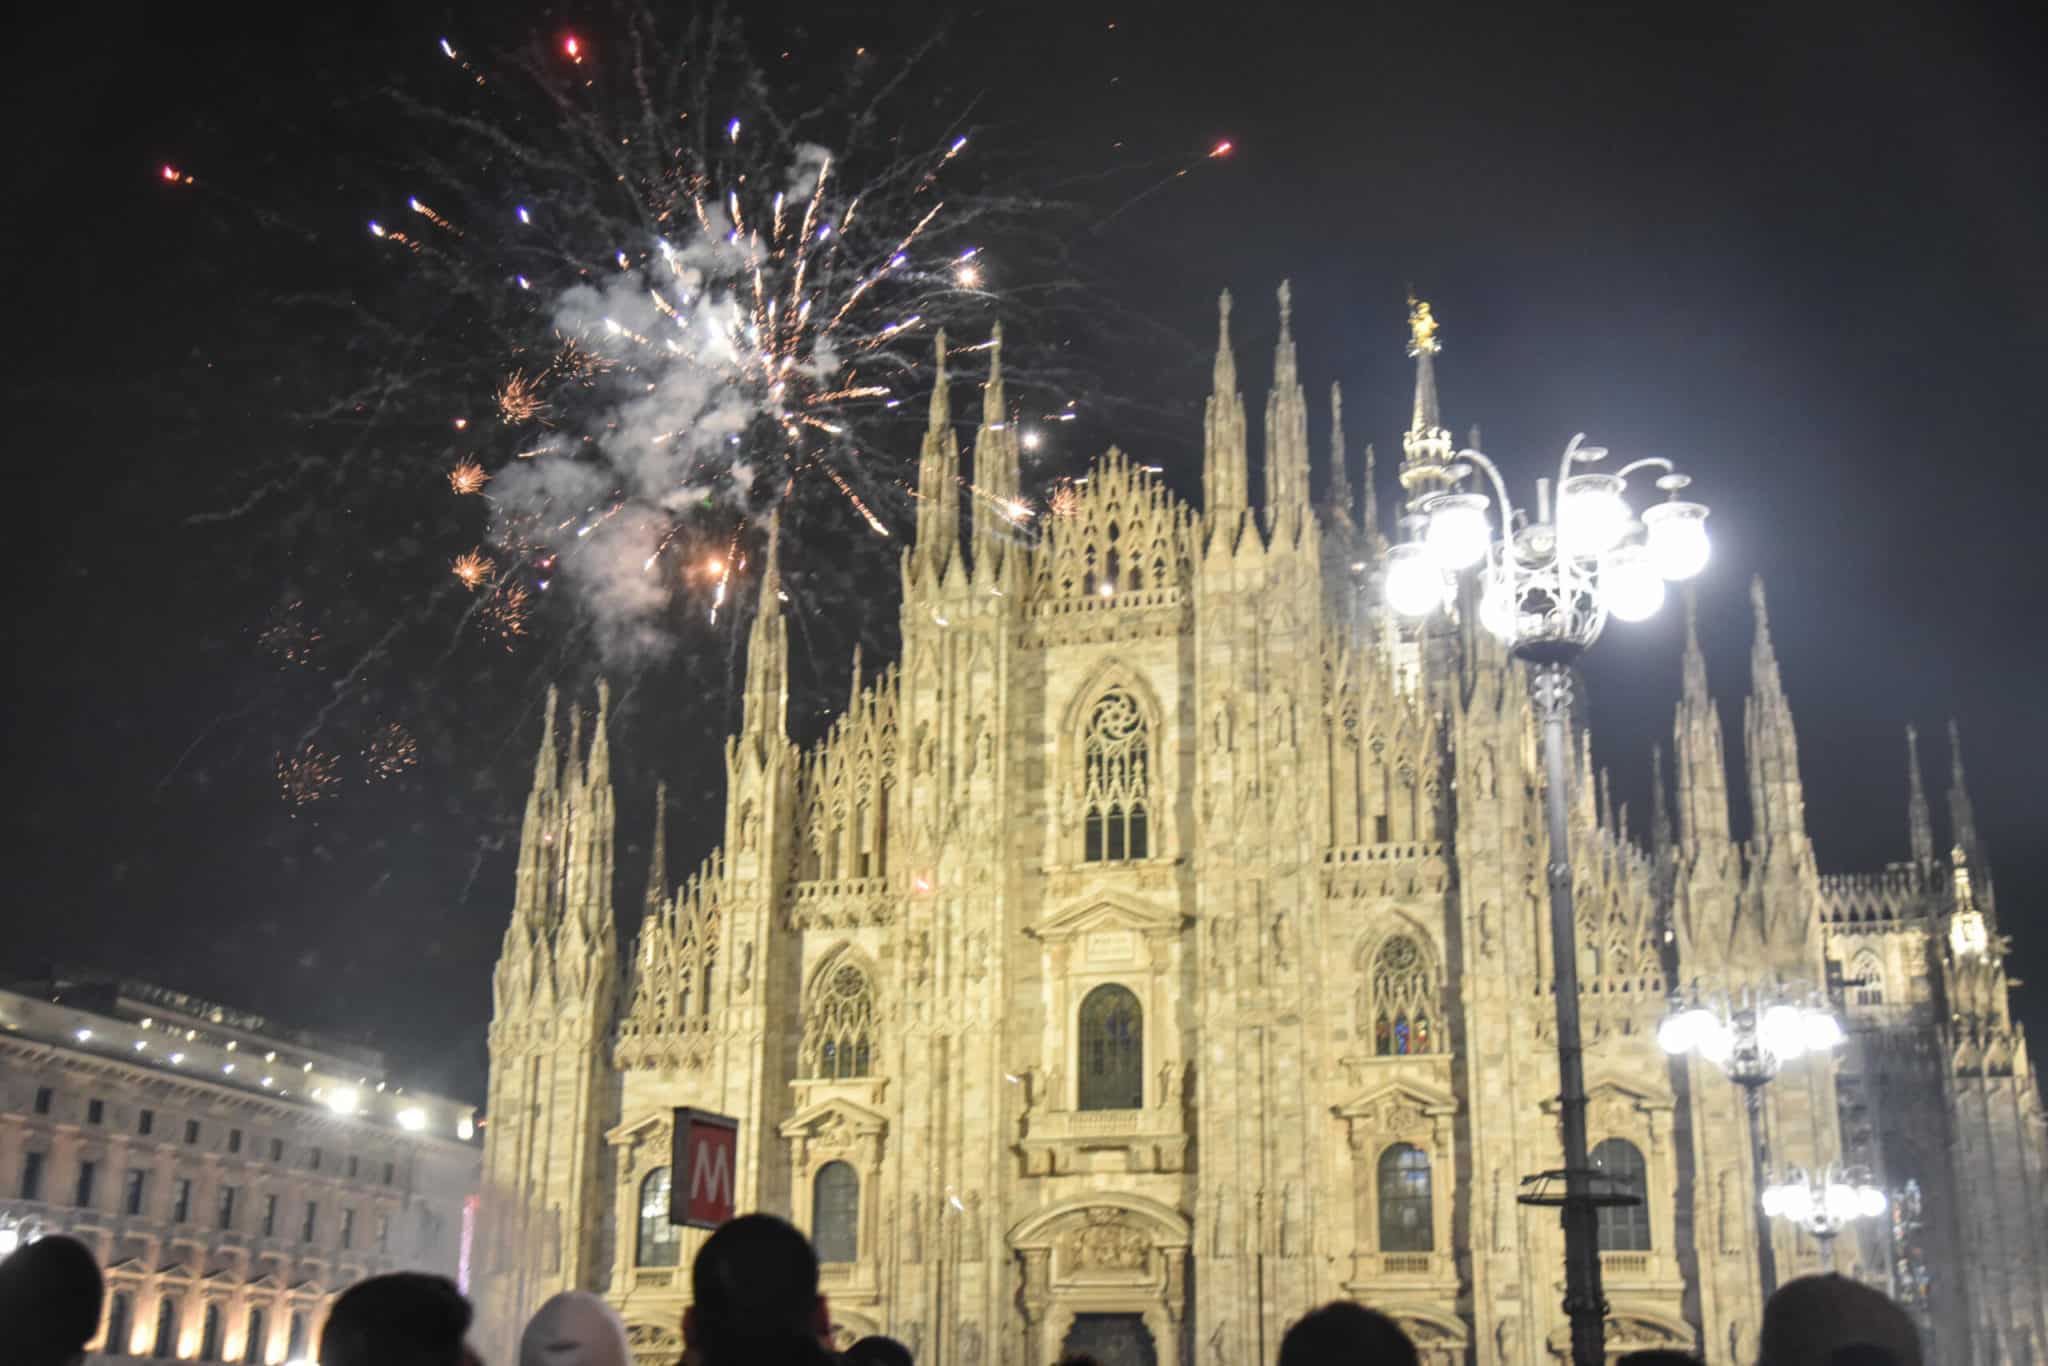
xmin=474 ymin=292 xmax=2048 ymax=1366
xmin=0 ymin=973 xmax=479 ymax=1364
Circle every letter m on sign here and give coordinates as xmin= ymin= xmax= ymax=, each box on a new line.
xmin=671 ymin=1108 xmax=740 ymax=1229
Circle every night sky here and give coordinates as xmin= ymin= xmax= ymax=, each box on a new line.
xmin=10 ymin=0 xmax=2046 ymax=1106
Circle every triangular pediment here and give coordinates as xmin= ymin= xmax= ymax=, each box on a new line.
xmin=1334 ymin=1076 xmax=1458 ymax=1120
xmin=778 ymin=1095 xmax=889 ymax=1141
xmin=202 ymin=1263 xmax=241 ymax=1285
xmin=1031 ymin=896 xmax=1185 ymax=943
xmin=605 ymin=1109 xmax=674 ymax=1145
xmin=1541 ymin=1071 xmax=1673 ymax=1114
xmin=246 ymin=1271 xmax=284 ymax=1292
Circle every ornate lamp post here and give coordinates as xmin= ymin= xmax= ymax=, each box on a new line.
xmin=1761 ymin=1160 xmax=1886 ymax=1271
xmin=1382 ymin=375 xmax=1711 ymax=1366
xmin=1658 ymin=988 xmax=1844 ymax=1294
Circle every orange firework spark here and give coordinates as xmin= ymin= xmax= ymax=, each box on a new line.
xmin=277 ymin=743 xmax=341 ymax=809
xmin=259 ymin=600 xmax=322 ymax=665
xmin=1047 ymin=478 xmax=1082 ymax=519
xmin=496 ymin=370 xmax=550 ymax=424
xmin=449 ymin=459 xmax=489 ymax=495
xmin=480 ymin=583 xmax=531 ymax=646
xmin=452 ymin=549 xmax=493 ymax=589
xmin=364 ymin=723 xmax=419 ymax=782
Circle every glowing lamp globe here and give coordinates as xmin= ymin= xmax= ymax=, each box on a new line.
xmin=1643 ymin=501 xmax=1711 ymax=580
xmin=1602 ymin=545 xmax=1665 ymax=623
xmin=1759 ymin=1004 xmax=1807 ymax=1061
xmin=1696 ymin=1015 xmax=1734 ymax=1066
xmin=1657 ymin=1012 xmax=1696 ymax=1056
xmin=1558 ymin=473 xmax=1629 ymax=558
xmin=1478 ymin=571 xmax=1517 ymax=643
xmin=1423 ymin=493 xmax=1492 ymax=571
xmin=1385 ymin=543 xmax=1444 ymax=617
xmin=1858 ymin=1186 xmax=1888 ymax=1218
xmin=1801 ymin=1010 xmax=1844 ymax=1054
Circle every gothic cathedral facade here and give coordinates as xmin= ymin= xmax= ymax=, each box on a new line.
xmin=475 ymin=290 xmax=2048 ymax=1366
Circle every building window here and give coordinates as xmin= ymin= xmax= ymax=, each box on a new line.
xmin=243 ymin=1307 xmax=266 ymax=1364
xmin=309 ymin=1147 xmax=321 ymax=1171
xmin=1593 ymin=1138 xmax=1652 ymax=1251
xmin=285 ymin=1311 xmax=307 ymax=1361
xmin=1852 ymin=952 xmax=1885 ymax=1007
xmin=200 ymin=1302 xmax=223 ymax=1361
xmin=153 ymin=1296 xmax=180 ymax=1357
xmin=377 ymin=1213 xmax=390 ymax=1251
xmin=383 ymin=1161 xmax=395 ymax=1185
xmin=801 ymin=960 xmax=875 ymax=1079
xmin=268 ymin=1138 xmax=283 ymax=1162
xmin=105 ymin=1291 xmax=132 ymax=1357
xmin=1377 ymin=1143 xmax=1434 ymax=1252
xmin=74 ymin=1159 xmax=97 ymax=1209
xmin=87 ymin=1098 xmax=105 ymax=1125
xmin=228 ymin=1128 xmax=242 ymax=1154
xmin=1368 ymin=934 xmax=1438 ymax=1056
xmin=124 ymin=1168 xmax=148 ymax=1216
xmin=1081 ymin=687 xmax=1151 ymax=861
xmin=1078 ymin=984 xmax=1144 ymax=1111
xmin=346 ymin=1155 xmax=358 ymax=1179
xmin=21 ymin=1151 xmax=45 ymax=1202
xmin=34 ymin=1087 xmax=53 ymax=1115
xmin=185 ymin=1119 xmax=201 ymax=1145
xmin=219 ymin=1185 xmax=238 ymax=1230
xmin=637 ymin=1168 xmax=682 ymax=1267
xmin=173 ymin=1178 xmax=192 ymax=1223
xmin=301 ymin=1202 xmax=318 ymax=1243
xmin=138 ymin=1108 xmax=154 ymax=1136
xmin=262 ymin=1194 xmax=278 ymax=1237
xmin=813 ymin=1161 xmax=860 ymax=1263
xmin=341 ymin=1207 xmax=355 ymax=1250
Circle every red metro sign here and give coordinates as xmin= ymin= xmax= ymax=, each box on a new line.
xmin=670 ymin=1108 xmax=739 ymax=1229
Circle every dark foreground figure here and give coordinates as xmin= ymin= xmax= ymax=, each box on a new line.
xmin=0 ymin=1234 xmax=102 ymax=1366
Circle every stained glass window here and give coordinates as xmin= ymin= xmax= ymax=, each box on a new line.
xmin=1378 ymin=1144 xmax=1433 ymax=1252
xmin=1083 ymin=689 xmax=1151 ymax=861
xmin=813 ymin=1161 xmax=860 ymax=1263
xmin=1370 ymin=936 xmax=1437 ymax=1056
xmin=1592 ymin=1138 xmax=1651 ymax=1251
xmin=637 ymin=1167 xmax=682 ymax=1267
xmin=1079 ymin=984 xmax=1144 ymax=1110
xmin=803 ymin=962 xmax=876 ymax=1079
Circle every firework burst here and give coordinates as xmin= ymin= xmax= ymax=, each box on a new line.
xmin=449 ymin=459 xmax=490 ymax=495
xmin=276 ymin=743 xmax=341 ymax=808
xmin=364 ymin=722 xmax=420 ymax=782
xmin=452 ymin=549 xmax=493 ymax=589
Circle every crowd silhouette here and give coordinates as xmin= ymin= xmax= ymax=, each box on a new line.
xmin=0 ymin=1214 xmax=1925 ymax=1366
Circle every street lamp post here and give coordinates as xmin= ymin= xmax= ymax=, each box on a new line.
xmin=1383 ymin=428 xmax=1711 ymax=1366
xmin=1762 ymin=1161 xmax=1887 ymax=1272
xmin=1658 ymin=988 xmax=1844 ymax=1295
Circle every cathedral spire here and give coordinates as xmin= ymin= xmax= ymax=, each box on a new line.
xmin=848 ymin=641 xmax=864 ymax=717
xmin=647 ymin=779 xmax=669 ymax=916
xmin=913 ymin=330 xmax=960 ymax=575
xmin=1398 ymin=296 xmax=1455 ymax=508
xmin=1202 ymin=289 xmax=1250 ymax=533
xmin=1673 ymin=590 xmax=1731 ymax=849
xmin=531 ymin=685 xmax=560 ymax=793
xmin=1906 ymin=723 xmax=1935 ymax=866
xmin=741 ymin=513 xmax=789 ymax=741
xmin=1651 ymin=742 xmax=1674 ymax=856
xmin=1947 ymin=718 xmax=1979 ymax=859
xmin=1362 ymin=443 xmax=1385 ymax=551
xmin=970 ymin=323 xmax=1021 ymax=566
xmin=1324 ymin=382 xmax=1354 ymax=527
xmin=1263 ymin=280 xmax=1311 ymax=538
xmin=1743 ymin=575 xmax=1807 ymax=845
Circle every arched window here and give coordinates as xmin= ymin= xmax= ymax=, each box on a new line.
xmin=285 ymin=1311 xmax=307 ymax=1362
xmin=637 ymin=1167 xmax=683 ymax=1267
xmin=1082 ymin=688 xmax=1151 ymax=861
xmin=1852 ymin=953 xmax=1885 ymax=1006
xmin=243 ymin=1307 xmax=266 ymax=1364
xmin=1368 ymin=935 xmax=1438 ymax=1056
xmin=1592 ymin=1138 xmax=1652 ymax=1251
xmin=104 ymin=1292 xmax=131 ymax=1357
xmin=1078 ymin=984 xmax=1144 ymax=1110
xmin=813 ymin=1161 xmax=860 ymax=1263
xmin=153 ymin=1296 xmax=180 ymax=1358
xmin=1377 ymin=1144 xmax=1434 ymax=1252
xmin=200 ymin=1302 xmax=223 ymax=1360
xmin=802 ymin=960 xmax=876 ymax=1079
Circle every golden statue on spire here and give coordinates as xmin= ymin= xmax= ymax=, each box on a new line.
xmin=1407 ymin=294 xmax=1441 ymax=356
